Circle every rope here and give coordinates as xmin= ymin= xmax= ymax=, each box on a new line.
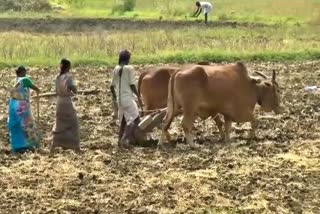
xmin=139 ymin=107 xmax=167 ymax=114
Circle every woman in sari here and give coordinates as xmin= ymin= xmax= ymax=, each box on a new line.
xmin=8 ymin=66 xmax=41 ymax=153
xmin=50 ymin=59 xmax=80 ymax=155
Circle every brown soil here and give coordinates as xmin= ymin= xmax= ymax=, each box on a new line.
xmin=0 ymin=18 xmax=267 ymax=33
xmin=0 ymin=61 xmax=319 ymax=213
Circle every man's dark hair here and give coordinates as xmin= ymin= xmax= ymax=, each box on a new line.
xmin=196 ymin=1 xmax=201 ymax=7
xmin=118 ymin=50 xmax=131 ymax=65
xmin=16 ymin=66 xmax=26 ymax=75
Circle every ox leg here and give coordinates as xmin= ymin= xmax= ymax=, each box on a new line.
xmin=224 ymin=117 xmax=232 ymax=143
xmin=182 ymin=114 xmax=197 ymax=148
xmin=249 ymin=117 xmax=258 ymax=140
xmin=159 ymin=113 xmax=172 ymax=147
xmin=49 ymin=145 xmax=56 ymax=157
xmin=213 ymin=115 xmax=225 ymax=142
xmin=158 ymin=109 xmax=179 ymax=148
xmin=159 ymin=130 xmax=171 ymax=144
xmin=165 ymin=131 xmax=171 ymax=142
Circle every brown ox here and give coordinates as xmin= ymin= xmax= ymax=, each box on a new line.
xmin=138 ymin=62 xmax=212 ymax=113
xmin=138 ymin=64 xmax=224 ymax=138
xmin=138 ymin=67 xmax=179 ymax=112
xmin=160 ymin=62 xmax=281 ymax=147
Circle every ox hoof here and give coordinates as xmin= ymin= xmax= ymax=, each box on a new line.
xmin=158 ymin=142 xmax=176 ymax=150
xmin=189 ymin=143 xmax=200 ymax=149
xmin=219 ymin=137 xmax=225 ymax=143
xmin=49 ymin=147 xmax=56 ymax=158
xmin=118 ymin=140 xmax=133 ymax=150
xmin=249 ymin=136 xmax=258 ymax=141
xmin=224 ymin=138 xmax=231 ymax=144
xmin=249 ymin=131 xmax=257 ymax=139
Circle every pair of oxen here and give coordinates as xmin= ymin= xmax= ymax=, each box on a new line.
xmin=138 ymin=62 xmax=282 ymax=148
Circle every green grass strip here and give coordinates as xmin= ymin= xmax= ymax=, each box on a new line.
xmin=0 ymin=51 xmax=319 ymax=69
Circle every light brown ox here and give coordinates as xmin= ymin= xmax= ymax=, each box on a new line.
xmin=138 ymin=64 xmax=224 ymax=137
xmin=138 ymin=67 xmax=178 ymax=112
xmin=160 ymin=62 xmax=282 ymax=147
xmin=138 ymin=63 xmax=213 ymax=113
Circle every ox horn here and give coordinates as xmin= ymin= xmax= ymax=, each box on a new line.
xmin=272 ymin=70 xmax=276 ymax=82
xmin=254 ymin=71 xmax=268 ymax=79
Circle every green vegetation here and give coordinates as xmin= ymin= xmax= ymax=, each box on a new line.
xmin=0 ymin=0 xmax=319 ymax=24
xmin=0 ymin=0 xmax=319 ymax=67
xmin=0 ymin=25 xmax=319 ymax=67
xmin=111 ymin=0 xmax=136 ymax=15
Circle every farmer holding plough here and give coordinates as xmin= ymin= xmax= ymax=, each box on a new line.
xmin=110 ymin=50 xmax=144 ymax=149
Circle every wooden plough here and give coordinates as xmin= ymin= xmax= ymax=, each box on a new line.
xmin=138 ymin=108 xmax=167 ymax=132
xmin=135 ymin=108 xmax=167 ymax=141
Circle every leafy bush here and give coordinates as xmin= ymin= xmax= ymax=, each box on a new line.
xmin=123 ymin=0 xmax=136 ymax=12
xmin=57 ymin=0 xmax=85 ymax=8
xmin=0 ymin=0 xmax=51 ymax=11
xmin=111 ymin=0 xmax=136 ymax=15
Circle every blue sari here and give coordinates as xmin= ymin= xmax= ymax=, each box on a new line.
xmin=7 ymin=77 xmax=40 ymax=152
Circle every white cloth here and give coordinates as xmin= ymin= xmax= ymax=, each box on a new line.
xmin=111 ymin=65 xmax=136 ymax=104
xmin=111 ymin=65 xmax=139 ymax=125
xmin=118 ymin=97 xmax=139 ymax=125
xmin=200 ymin=1 xmax=213 ymax=14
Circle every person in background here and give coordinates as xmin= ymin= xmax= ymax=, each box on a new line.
xmin=50 ymin=59 xmax=80 ymax=155
xmin=192 ymin=1 xmax=213 ymax=24
xmin=110 ymin=50 xmax=143 ymax=149
xmin=8 ymin=66 xmax=41 ymax=153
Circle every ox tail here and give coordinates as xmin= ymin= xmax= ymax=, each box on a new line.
xmin=137 ymin=71 xmax=147 ymax=97
xmin=163 ymin=70 xmax=178 ymax=131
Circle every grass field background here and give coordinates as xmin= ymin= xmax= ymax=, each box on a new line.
xmin=0 ymin=0 xmax=319 ymax=67
xmin=0 ymin=24 xmax=319 ymax=67
xmin=1 ymin=0 xmax=319 ymax=24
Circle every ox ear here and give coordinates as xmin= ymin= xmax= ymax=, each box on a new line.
xmin=264 ymin=82 xmax=272 ymax=87
xmin=251 ymin=78 xmax=261 ymax=84
xmin=272 ymin=70 xmax=276 ymax=83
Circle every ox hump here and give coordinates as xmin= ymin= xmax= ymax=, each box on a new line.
xmin=235 ymin=61 xmax=249 ymax=76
